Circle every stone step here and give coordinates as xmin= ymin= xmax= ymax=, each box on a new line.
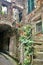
xmin=35 ymin=52 xmax=43 ymax=59
xmin=34 ymin=45 xmax=43 ymax=52
xmin=33 ymin=59 xmax=43 ymax=65
xmin=33 ymin=44 xmax=43 ymax=65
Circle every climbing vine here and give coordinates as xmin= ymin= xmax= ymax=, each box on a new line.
xmin=19 ymin=25 xmax=34 ymax=65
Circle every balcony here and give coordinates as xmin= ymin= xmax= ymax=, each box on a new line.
xmin=0 ymin=12 xmax=13 ymax=27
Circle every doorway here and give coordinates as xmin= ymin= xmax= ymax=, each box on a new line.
xmin=0 ymin=24 xmax=12 ymax=52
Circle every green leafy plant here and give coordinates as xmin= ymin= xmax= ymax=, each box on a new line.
xmin=0 ymin=11 xmax=4 ymax=15
xmin=23 ymin=57 xmax=31 ymax=65
xmin=19 ymin=25 xmax=34 ymax=65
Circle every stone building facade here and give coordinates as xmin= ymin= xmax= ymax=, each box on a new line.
xmin=0 ymin=0 xmax=43 ymax=65
xmin=27 ymin=0 xmax=43 ymax=65
xmin=0 ymin=0 xmax=23 ymax=61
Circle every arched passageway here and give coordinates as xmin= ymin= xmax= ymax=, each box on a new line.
xmin=0 ymin=24 xmax=20 ymax=59
xmin=0 ymin=24 xmax=12 ymax=52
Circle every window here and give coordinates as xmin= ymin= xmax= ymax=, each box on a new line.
xmin=28 ymin=0 xmax=34 ymax=14
xmin=2 ymin=6 xmax=8 ymax=14
xmin=19 ymin=12 xmax=22 ymax=22
xmin=36 ymin=22 xmax=42 ymax=33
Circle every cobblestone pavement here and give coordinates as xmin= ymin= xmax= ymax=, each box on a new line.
xmin=0 ymin=53 xmax=18 ymax=65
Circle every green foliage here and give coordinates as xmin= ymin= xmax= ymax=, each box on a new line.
xmin=0 ymin=11 xmax=5 ymax=15
xmin=23 ymin=57 xmax=31 ymax=65
xmin=19 ymin=25 xmax=34 ymax=65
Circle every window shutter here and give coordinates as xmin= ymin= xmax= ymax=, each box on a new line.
xmin=28 ymin=0 xmax=34 ymax=14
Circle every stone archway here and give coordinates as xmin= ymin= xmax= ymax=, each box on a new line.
xmin=0 ymin=24 xmax=12 ymax=52
xmin=0 ymin=23 xmax=20 ymax=60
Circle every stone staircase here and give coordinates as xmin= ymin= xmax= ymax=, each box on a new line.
xmin=33 ymin=43 xmax=43 ymax=65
